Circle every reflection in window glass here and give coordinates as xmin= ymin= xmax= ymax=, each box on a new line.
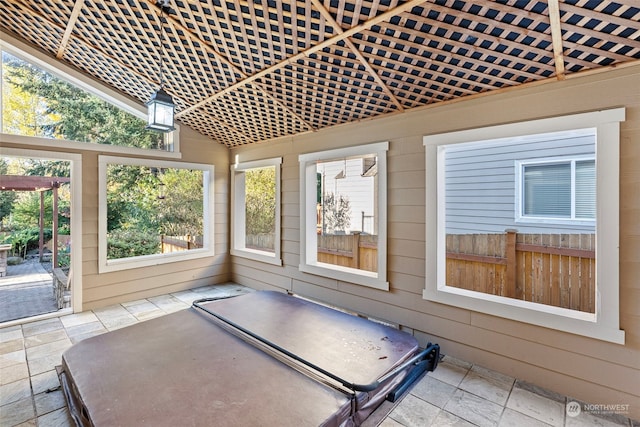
xmin=106 ymin=165 xmax=203 ymax=260
xmin=1 ymin=51 xmax=165 ymax=150
xmin=443 ymin=129 xmax=596 ymax=313
xmin=316 ymin=155 xmax=378 ymax=273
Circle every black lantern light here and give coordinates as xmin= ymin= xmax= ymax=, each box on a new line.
xmin=146 ymin=0 xmax=175 ymax=132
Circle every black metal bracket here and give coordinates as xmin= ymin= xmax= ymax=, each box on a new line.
xmin=385 ymin=342 xmax=441 ymax=402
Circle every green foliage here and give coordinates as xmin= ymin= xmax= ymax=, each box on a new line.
xmin=2 ymin=51 xmax=163 ymax=149
xmin=10 ymin=191 xmax=70 ymax=231
xmin=245 ymin=167 xmax=276 ymax=236
xmin=321 ymin=192 xmax=351 ymax=234
xmin=158 ymin=169 xmax=203 ymax=236
xmin=4 ymin=227 xmax=52 ymax=258
xmin=107 ymin=229 xmax=161 ymax=259
xmin=0 ymin=159 xmax=17 ymax=223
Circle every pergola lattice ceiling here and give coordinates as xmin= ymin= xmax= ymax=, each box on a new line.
xmin=1 ymin=0 xmax=639 ymax=147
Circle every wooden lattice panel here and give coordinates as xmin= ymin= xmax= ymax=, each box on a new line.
xmin=62 ymin=38 xmax=160 ymax=107
xmin=558 ymin=0 xmax=640 ymax=72
xmin=2 ymin=0 xmax=640 ymax=147
xmin=259 ymin=41 xmax=398 ymax=130
xmin=73 ymin=0 xmax=239 ymax=107
xmin=0 ymin=2 xmax=66 ymax=55
xmin=198 ymin=83 xmax=311 ymax=144
xmin=353 ymin=0 xmax=561 ymax=107
xmin=323 ymin=0 xmax=406 ymax=29
xmin=177 ymin=109 xmax=253 ymax=147
xmin=171 ymin=0 xmax=334 ymax=76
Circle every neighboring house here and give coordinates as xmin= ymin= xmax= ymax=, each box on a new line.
xmin=318 ymin=157 xmax=376 ymax=235
xmin=444 ymin=128 xmax=596 ymax=235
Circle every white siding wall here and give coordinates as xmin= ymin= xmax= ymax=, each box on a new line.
xmin=445 ymin=132 xmax=595 ymax=234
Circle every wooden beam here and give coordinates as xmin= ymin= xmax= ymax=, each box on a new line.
xmin=547 ymin=0 xmax=566 ymax=80
xmin=57 ymin=0 xmax=85 ymax=59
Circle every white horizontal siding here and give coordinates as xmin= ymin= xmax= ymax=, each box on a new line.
xmin=444 ymin=134 xmax=595 ymax=234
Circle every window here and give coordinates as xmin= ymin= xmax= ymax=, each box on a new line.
xmin=517 ymin=157 xmax=596 ymax=223
xmin=99 ymin=156 xmax=214 ymax=273
xmin=1 ymin=36 xmax=179 ymax=156
xmin=424 ymin=109 xmax=625 ymax=344
xmin=299 ymin=142 xmax=388 ymax=290
xmin=231 ymin=158 xmax=282 ymax=265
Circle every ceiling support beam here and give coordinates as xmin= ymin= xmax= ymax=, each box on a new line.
xmin=57 ymin=0 xmax=85 ymax=59
xmin=547 ymin=0 xmax=566 ymax=80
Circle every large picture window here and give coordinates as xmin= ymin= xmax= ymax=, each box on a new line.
xmin=1 ymin=37 xmax=179 ymax=156
xmin=231 ymin=158 xmax=282 ymax=265
xmin=99 ymin=156 xmax=214 ymax=273
xmin=299 ymin=142 xmax=388 ymax=290
xmin=424 ymin=109 xmax=625 ymax=344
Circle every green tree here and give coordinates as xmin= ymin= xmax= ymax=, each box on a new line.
xmin=1 ymin=52 xmax=56 ymax=136
xmin=245 ymin=167 xmax=276 ymax=236
xmin=157 ymin=168 xmax=203 ymax=236
xmin=0 ymin=159 xmax=17 ymax=224
xmin=3 ymin=51 xmax=162 ymax=149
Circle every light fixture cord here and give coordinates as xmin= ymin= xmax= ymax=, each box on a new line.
xmin=158 ymin=1 xmax=167 ymax=88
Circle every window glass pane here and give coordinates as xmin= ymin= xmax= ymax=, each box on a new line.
xmin=106 ymin=165 xmax=203 ymax=260
xmin=316 ymin=156 xmax=378 ymax=273
xmin=443 ymin=131 xmax=596 ymax=314
xmin=1 ymin=51 xmax=165 ymax=150
xmin=524 ymin=163 xmax=571 ymax=217
xmin=575 ymin=160 xmax=596 ymax=219
xmin=244 ymin=166 xmax=276 ymax=253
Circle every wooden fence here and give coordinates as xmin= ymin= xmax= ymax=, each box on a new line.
xmin=245 ymin=233 xmax=276 ymax=253
xmin=317 ymin=233 xmax=378 ymax=272
xmin=446 ymin=230 xmax=595 ymax=313
xmin=161 ymin=235 xmax=202 ymax=253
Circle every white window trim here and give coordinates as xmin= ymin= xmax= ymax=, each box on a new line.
xmin=299 ymin=141 xmax=389 ymax=291
xmin=424 ymin=108 xmax=625 ymax=344
xmin=515 ymin=154 xmax=596 ymax=226
xmin=98 ymin=156 xmax=214 ymax=273
xmin=0 ymin=31 xmax=181 ymax=158
xmin=0 ymin=147 xmax=83 ymax=314
xmin=230 ymin=157 xmax=282 ymax=266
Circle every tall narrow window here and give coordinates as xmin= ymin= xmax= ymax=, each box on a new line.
xmin=231 ymin=158 xmax=282 ymax=265
xmin=299 ymin=142 xmax=388 ymax=290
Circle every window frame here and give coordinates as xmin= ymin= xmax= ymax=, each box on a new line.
xmin=230 ymin=157 xmax=282 ymax=266
xmin=98 ymin=155 xmax=214 ymax=273
xmin=515 ymin=155 xmax=596 ymax=226
xmin=299 ymin=141 xmax=389 ymax=291
xmin=0 ymin=32 xmax=180 ymax=158
xmin=424 ymin=108 xmax=625 ymax=344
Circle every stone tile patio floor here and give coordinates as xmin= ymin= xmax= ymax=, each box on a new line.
xmin=0 ymin=283 xmax=637 ymax=427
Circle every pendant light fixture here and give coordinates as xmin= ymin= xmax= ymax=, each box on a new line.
xmin=146 ymin=0 xmax=175 ymax=132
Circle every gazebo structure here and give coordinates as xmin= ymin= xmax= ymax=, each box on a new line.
xmin=0 ymin=175 xmax=71 ymax=268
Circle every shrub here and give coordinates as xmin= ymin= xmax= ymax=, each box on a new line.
xmin=107 ymin=229 xmax=160 ymax=259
